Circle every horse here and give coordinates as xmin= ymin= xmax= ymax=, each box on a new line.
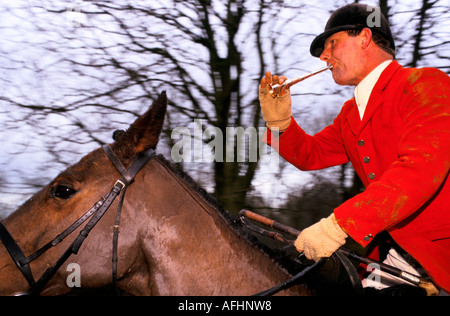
xmin=0 ymin=92 xmax=310 ymax=296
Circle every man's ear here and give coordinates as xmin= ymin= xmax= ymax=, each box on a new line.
xmin=360 ymin=28 xmax=373 ymax=49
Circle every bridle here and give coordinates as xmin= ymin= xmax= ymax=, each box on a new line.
xmin=0 ymin=145 xmax=155 ymax=295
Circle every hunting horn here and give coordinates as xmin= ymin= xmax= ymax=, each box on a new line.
xmin=269 ymin=64 xmax=332 ymax=98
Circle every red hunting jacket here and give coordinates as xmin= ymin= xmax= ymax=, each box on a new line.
xmin=266 ymin=61 xmax=450 ymax=292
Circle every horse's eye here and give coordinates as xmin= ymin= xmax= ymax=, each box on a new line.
xmin=51 ymin=185 xmax=77 ymax=200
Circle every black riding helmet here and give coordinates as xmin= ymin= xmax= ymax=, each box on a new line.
xmin=310 ymin=4 xmax=396 ymax=58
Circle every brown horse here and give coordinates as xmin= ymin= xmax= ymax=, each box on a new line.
xmin=0 ymin=92 xmax=309 ymax=296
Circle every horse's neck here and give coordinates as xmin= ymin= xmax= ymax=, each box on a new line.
xmin=129 ymin=158 xmax=294 ymax=295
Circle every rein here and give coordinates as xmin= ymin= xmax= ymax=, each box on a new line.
xmin=240 ymin=210 xmax=439 ymax=296
xmin=0 ymin=145 xmax=155 ymax=295
xmin=240 ymin=210 xmax=364 ymax=296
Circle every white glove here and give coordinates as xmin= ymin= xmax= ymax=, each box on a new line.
xmin=259 ymin=76 xmax=292 ymax=132
xmin=294 ymin=214 xmax=348 ymax=262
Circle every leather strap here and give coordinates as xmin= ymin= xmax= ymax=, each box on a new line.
xmin=20 ymin=198 xmax=106 ymax=266
xmin=0 ymin=222 xmax=35 ymax=287
xmin=0 ymin=145 xmax=155 ymax=295
xmin=102 ymin=145 xmax=133 ymax=184
xmin=102 ymin=145 xmax=155 ymax=288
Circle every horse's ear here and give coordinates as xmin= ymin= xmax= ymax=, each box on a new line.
xmin=112 ymin=91 xmax=167 ymax=160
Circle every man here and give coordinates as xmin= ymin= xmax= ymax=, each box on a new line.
xmin=260 ymin=3 xmax=450 ymax=295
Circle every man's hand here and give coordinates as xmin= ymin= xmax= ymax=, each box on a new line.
xmin=294 ymin=214 xmax=348 ymax=262
xmin=259 ymin=71 xmax=292 ymax=132
xmin=260 ymin=71 xmax=290 ymax=97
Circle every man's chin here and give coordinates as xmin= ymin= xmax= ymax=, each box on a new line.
xmin=332 ymin=73 xmax=358 ymax=86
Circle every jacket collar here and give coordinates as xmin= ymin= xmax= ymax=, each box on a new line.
xmin=347 ymin=60 xmax=402 ymax=136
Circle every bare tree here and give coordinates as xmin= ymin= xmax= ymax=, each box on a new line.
xmin=0 ymin=0 xmax=315 ymax=214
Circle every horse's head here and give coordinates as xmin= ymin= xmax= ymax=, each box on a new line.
xmin=0 ymin=92 xmax=167 ymax=295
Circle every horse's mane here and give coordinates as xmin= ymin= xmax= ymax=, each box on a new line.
xmin=154 ymin=155 xmax=302 ymax=276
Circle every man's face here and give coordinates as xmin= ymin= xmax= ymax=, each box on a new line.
xmin=320 ymin=31 xmax=364 ymax=86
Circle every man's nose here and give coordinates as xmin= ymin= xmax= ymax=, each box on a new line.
xmin=320 ymin=47 xmax=330 ymax=62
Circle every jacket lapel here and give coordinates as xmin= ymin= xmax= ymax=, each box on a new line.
xmin=347 ymin=98 xmax=361 ymax=136
xmin=347 ymin=60 xmax=402 ymax=136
